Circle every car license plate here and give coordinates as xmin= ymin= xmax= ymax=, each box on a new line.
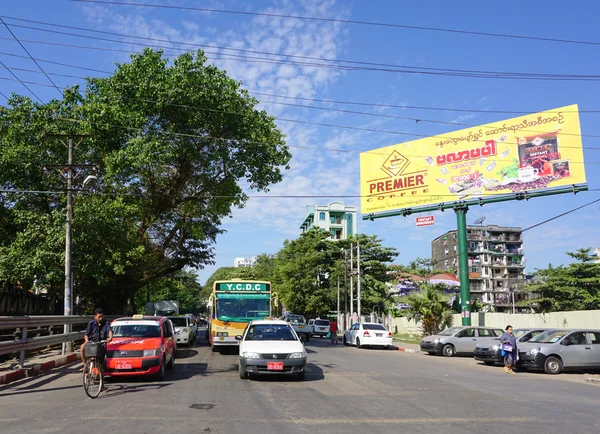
xmin=376 ymin=333 xmax=383 ymax=337
xmin=298 ymin=326 xmax=304 ymax=329
xmin=219 ymin=337 xmax=225 ymax=341
xmin=320 ymin=327 xmax=325 ymax=330
xmin=267 ymin=362 xmax=283 ymax=371
xmin=116 ymin=361 xmax=132 ymax=370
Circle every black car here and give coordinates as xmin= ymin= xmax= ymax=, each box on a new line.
xmin=473 ymin=329 xmax=553 ymax=365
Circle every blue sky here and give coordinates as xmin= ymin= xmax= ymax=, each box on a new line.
xmin=1 ymin=0 xmax=599 ymax=284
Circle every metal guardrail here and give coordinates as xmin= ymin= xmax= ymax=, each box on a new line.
xmin=0 ymin=315 xmax=118 ymax=368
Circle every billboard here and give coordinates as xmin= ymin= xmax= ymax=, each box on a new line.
xmin=360 ymin=104 xmax=586 ymax=214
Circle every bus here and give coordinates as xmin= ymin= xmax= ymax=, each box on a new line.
xmin=207 ymin=279 xmax=272 ymax=352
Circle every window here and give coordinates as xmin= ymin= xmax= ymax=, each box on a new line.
xmin=457 ymin=328 xmax=475 ymax=338
xmin=162 ymin=321 xmax=170 ymax=337
xmin=315 ymin=320 xmax=330 ymax=326
xmin=245 ymin=324 xmax=297 ymax=341
xmin=351 ymin=323 xmax=359 ymax=331
xmin=363 ymin=324 xmax=387 ymax=331
xmin=478 ymin=329 xmax=493 ymax=337
xmin=564 ymin=332 xmax=587 ymax=346
xmin=319 ymin=212 xmax=325 ymax=220
xmin=590 ymin=332 xmax=600 ymax=345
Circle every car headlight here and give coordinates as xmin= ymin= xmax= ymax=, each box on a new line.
xmin=242 ymin=352 xmax=261 ymax=359
xmin=433 ymin=339 xmax=440 ymax=344
xmin=143 ymin=349 xmax=159 ymax=357
xmin=289 ymin=352 xmax=306 ymax=359
xmin=527 ymin=348 xmax=540 ymax=356
xmin=491 ymin=345 xmax=500 ymax=351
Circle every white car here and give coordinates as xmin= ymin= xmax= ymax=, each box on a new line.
xmin=312 ymin=319 xmax=331 ymax=338
xmin=343 ymin=322 xmax=393 ymax=349
xmin=168 ymin=316 xmax=197 ymax=346
xmin=236 ymin=320 xmax=307 ymax=381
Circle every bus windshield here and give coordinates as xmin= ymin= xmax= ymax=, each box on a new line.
xmin=216 ymin=297 xmax=270 ymax=322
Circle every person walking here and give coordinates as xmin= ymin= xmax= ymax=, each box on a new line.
xmin=500 ymin=325 xmax=517 ymax=374
xmin=329 ymin=319 xmax=338 ymax=345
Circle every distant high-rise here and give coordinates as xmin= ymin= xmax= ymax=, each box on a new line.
xmin=431 ymin=225 xmax=527 ymax=312
xmin=299 ymin=202 xmax=357 ymax=240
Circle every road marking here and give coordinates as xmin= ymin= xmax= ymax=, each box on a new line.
xmin=82 ymin=416 xmax=538 ymax=425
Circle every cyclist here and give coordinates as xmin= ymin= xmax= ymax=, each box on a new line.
xmin=80 ymin=308 xmax=112 ymax=371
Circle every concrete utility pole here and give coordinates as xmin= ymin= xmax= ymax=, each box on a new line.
xmin=350 ymin=243 xmax=354 ymax=322
xmin=344 ymin=249 xmax=348 ymax=331
xmin=45 ymin=133 xmax=94 ymax=353
xmin=357 ymin=240 xmax=361 ymax=320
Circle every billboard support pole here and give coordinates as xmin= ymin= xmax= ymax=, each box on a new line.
xmin=455 ymin=205 xmax=471 ymax=326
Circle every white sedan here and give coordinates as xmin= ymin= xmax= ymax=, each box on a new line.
xmin=343 ymin=322 xmax=393 ymax=349
xmin=236 ymin=320 xmax=307 ymax=380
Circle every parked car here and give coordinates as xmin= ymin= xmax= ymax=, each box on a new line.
xmin=343 ymin=322 xmax=393 ymax=349
xmin=236 ymin=319 xmax=307 ymax=380
xmin=517 ymin=329 xmax=600 ymax=374
xmin=104 ymin=315 xmax=176 ymax=379
xmin=312 ymin=319 xmax=331 ymax=338
xmin=420 ymin=326 xmax=504 ymax=357
xmin=474 ymin=328 xmax=553 ymax=365
xmin=168 ymin=315 xmax=197 ymax=346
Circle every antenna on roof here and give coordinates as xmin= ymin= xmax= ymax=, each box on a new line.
xmin=474 ymin=216 xmax=486 ymax=226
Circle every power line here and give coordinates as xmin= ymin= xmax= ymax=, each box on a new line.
xmin=0 ymin=18 xmax=63 ymax=97
xmin=0 ymin=90 xmax=8 ymax=100
xmin=522 ymin=197 xmax=600 ymax=232
xmin=1 ymin=71 xmax=599 ymax=157
xmin=0 ymin=58 xmax=43 ymax=102
xmin=2 ymin=17 xmax=600 ymax=81
xmin=1 ymin=47 xmax=598 ymax=118
xmin=71 ymin=0 xmax=600 ymax=48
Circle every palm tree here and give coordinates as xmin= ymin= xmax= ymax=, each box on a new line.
xmin=401 ymin=285 xmax=454 ymax=336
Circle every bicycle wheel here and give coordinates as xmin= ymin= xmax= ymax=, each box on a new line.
xmin=83 ymin=359 xmax=103 ymax=399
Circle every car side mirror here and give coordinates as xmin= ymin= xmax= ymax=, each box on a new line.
xmin=235 ymin=335 xmax=243 ymax=341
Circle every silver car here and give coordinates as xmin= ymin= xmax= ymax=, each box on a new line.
xmin=420 ymin=326 xmax=504 ymax=357
xmin=517 ymin=329 xmax=600 ymax=374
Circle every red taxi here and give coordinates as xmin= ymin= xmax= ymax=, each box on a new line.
xmin=104 ymin=315 xmax=176 ymax=379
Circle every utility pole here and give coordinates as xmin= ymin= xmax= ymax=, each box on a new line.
xmin=350 ymin=243 xmax=354 ymax=323
xmin=357 ymin=240 xmax=361 ymax=320
xmin=337 ymin=276 xmax=340 ymax=330
xmin=45 ymin=133 xmax=94 ymax=354
xmin=344 ymin=249 xmax=348 ymax=331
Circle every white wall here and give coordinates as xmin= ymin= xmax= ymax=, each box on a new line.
xmin=391 ymin=310 xmax=600 ymax=335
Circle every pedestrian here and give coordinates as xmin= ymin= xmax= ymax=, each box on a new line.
xmin=500 ymin=325 xmax=517 ymax=375
xmin=329 ymin=319 xmax=338 ymax=345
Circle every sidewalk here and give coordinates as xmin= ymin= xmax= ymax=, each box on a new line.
xmin=0 ymin=349 xmax=81 ymax=385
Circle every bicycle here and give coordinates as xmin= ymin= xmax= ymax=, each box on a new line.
xmin=82 ymin=340 xmax=107 ymax=399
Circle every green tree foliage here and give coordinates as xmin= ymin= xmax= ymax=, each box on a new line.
xmin=134 ymin=269 xmax=204 ymax=314
xmin=0 ymin=49 xmax=290 ymax=312
xmin=523 ymin=248 xmax=600 ymax=312
xmin=400 ymin=285 xmax=454 ymax=336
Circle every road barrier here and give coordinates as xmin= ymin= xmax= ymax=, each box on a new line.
xmin=0 ymin=316 xmax=117 ymax=368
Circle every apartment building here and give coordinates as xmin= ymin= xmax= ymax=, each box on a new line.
xmin=233 ymin=257 xmax=257 ymax=268
xmin=299 ymin=202 xmax=357 ymax=240
xmin=431 ymin=225 xmax=527 ymax=312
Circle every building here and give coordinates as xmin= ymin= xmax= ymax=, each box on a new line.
xmin=593 ymin=248 xmax=600 ymax=263
xmin=233 ymin=257 xmax=257 ymax=268
xmin=299 ymin=202 xmax=357 ymax=240
xmin=431 ymin=225 xmax=526 ymax=312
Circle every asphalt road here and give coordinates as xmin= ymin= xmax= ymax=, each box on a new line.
xmin=0 ymin=330 xmax=599 ymax=434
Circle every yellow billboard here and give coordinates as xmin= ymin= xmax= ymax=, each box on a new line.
xmin=360 ymin=104 xmax=586 ymax=214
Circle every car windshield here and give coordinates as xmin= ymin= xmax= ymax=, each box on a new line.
xmin=315 ymin=320 xmax=330 ymax=326
xmin=363 ymin=324 xmax=387 ymax=331
xmin=528 ymin=330 xmax=557 ymax=343
xmin=531 ymin=330 xmax=569 ymax=344
xmin=245 ymin=324 xmax=297 ymax=341
xmin=216 ymin=296 xmax=270 ymax=323
xmin=288 ymin=315 xmax=305 ymax=324
xmin=439 ymin=327 xmax=463 ymax=336
xmin=169 ymin=318 xmax=188 ymax=327
xmin=513 ymin=329 xmax=528 ymax=339
xmin=112 ymin=323 xmax=161 ymax=338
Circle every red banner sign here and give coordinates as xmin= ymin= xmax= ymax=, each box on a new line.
xmin=416 ymin=216 xmax=435 ymax=227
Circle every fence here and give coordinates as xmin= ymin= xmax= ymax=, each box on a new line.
xmin=391 ymin=309 xmax=600 ymax=336
xmin=0 ymin=315 xmax=115 ymax=368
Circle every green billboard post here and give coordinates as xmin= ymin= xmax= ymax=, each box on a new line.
xmin=455 ymin=205 xmax=471 ymax=325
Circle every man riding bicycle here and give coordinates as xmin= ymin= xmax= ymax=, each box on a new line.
xmin=80 ymin=308 xmax=113 ymax=370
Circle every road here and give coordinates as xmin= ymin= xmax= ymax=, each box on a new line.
xmin=0 ymin=330 xmax=598 ymax=433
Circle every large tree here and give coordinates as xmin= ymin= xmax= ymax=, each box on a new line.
xmin=523 ymin=248 xmax=600 ymax=312
xmin=0 ymin=49 xmax=290 ymax=312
